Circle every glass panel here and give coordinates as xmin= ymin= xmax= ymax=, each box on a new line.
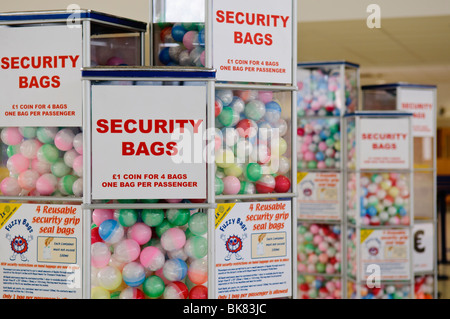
xmin=152 ymin=0 xmax=206 ymax=67
xmin=90 ymin=206 xmax=208 ymax=299
xmin=297 ymin=118 xmax=340 ymax=170
xmin=297 ymin=222 xmax=342 ymax=277
xmin=297 ymin=275 xmax=342 ymax=299
xmin=91 ymin=33 xmax=142 ymax=67
xmin=215 ymin=89 xmax=292 ymax=195
xmin=348 ymin=281 xmax=411 ymax=299
xmin=0 ymin=126 xmax=83 ymax=198
xmin=348 ymin=172 xmax=411 ymax=226
xmin=413 ymin=137 xmax=434 ymax=169
xmin=362 ymin=88 xmax=397 ymax=111
xmin=413 ymin=171 xmax=434 ymax=219
xmin=297 ymin=64 xmax=358 ymax=116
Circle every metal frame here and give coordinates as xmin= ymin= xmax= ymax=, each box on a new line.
xmin=361 ymin=83 xmax=438 ymax=299
xmin=343 ymin=111 xmax=414 ymax=299
xmin=296 ymin=61 xmax=360 ymax=299
xmin=82 ymin=66 xmax=216 ymax=299
xmin=0 ymin=10 xmax=147 ymax=299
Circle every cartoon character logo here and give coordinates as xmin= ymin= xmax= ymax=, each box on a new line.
xmin=6 ymin=233 xmax=33 ymax=262
xmin=220 ymin=233 xmax=247 ymax=261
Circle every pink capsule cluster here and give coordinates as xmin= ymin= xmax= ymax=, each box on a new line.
xmin=297 ymin=223 xmax=341 ymax=276
xmin=348 ymin=282 xmax=411 ymax=299
xmin=297 ymin=118 xmax=340 ymax=170
xmin=347 ymin=172 xmax=410 ymax=226
xmin=156 ymin=23 xmax=205 ymax=67
xmin=90 ymin=207 xmax=208 ymax=299
xmin=0 ymin=127 xmax=83 ymax=197
xmin=297 ymin=275 xmax=341 ymax=299
xmin=214 ymin=89 xmax=291 ymax=196
xmin=297 ymin=66 xmax=358 ymax=116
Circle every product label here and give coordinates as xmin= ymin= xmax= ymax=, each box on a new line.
xmin=0 ymin=203 xmax=82 ymax=299
xmin=359 ymin=117 xmax=410 ymax=169
xmin=91 ymin=85 xmax=207 ymax=199
xmin=212 ymin=0 xmax=293 ymax=83
xmin=215 ymin=201 xmax=291 ymax=299
xmin=398 ymin=88 xmax=434 ymax=137
xmin=297 ymin=172 xmax=341 ymax=220
xmin=360 ymin=229 xmax=410 ymax=280
xmin=413 ymin=223 xmax=434 ymax=272
xmin=0 ymin=25 xmax=83 ymax=127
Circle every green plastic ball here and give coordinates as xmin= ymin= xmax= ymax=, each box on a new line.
xmin=188 ymin=212 xmax=208 ymax=236
xmin=167 ymin=208 xmax=190 ymax=226
xmin=141 ymin=209 xmax=165 ymax=227
xmin=118 ymin=209 xmax=138 ymax=227
xmin=244 ymin=162 xmax=262 ymax=182
xmin=143 ymin=275 xmax=165 ymax=299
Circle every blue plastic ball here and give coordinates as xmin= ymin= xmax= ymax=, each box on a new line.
xmin=367 ymin=206 xmax=378 ymax=217
xmin=158 ymin=47 xmax=172 ymax=65
xmin=398 ymin=207 xmax=407 ymax=216
xmin=171 ymin=24 xmax=187 ymax=42
xmin=264 ymin=101 xmax=282 ymax=124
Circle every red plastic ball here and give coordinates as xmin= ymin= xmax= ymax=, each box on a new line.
xmin=236 ymin=119 xmax=257 ymax=138
xmin=135 ymin=288 xmax=146 ymax=299
xmin=215 ymin=99 xmax=223 ymax=117
xmin=189 ymin=285 xmax=208 ymax=299
xmin=299 ymin=283 xmax=309 ymax=292
xmin=297 ymin=127 xmax=305 ymax=136
xmin=160 ymin=26 xmax=173 ymax=42
xmin=255 ymin=177 xmax=276 ymax=194
xmin=91 ymin=227 xmax=102 ymax=244
xmin=189 ymin=198 xmax=207 ymax=203
xmin=172 ymin=281 xmax=189 ymax=299
xmin=274 ymin=175 xmax=291 ymax=193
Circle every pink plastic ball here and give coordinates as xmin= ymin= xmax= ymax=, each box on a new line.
xmin=317 ymin=161 xmax=326 ymax=169
xmin=400 ymin=215 xmax=410 ymax=225
xmin=54 ymin=128 xmax=75 ymax=151
xmin=17 ymin=169 xmax=40 ymax=190
xmin=325 ymin=264 xmax=336 ymax=274
xmin=106 ymin=56 xmax=125 ymax=66
xmin=20 ymin=139 xmax=42 ymax=159
xmin=258 ymin=91 xmax=273 ymax=104
xmin=92 ymin=209 xmax=114 ymax=226
xmin=1 ymin=127 xmax=23 ymax=145
xmin=313 ymin=235 xmax=323 ymax=245
xmin=35 ymin=173 xmax=57 ymax=195
xmin=182 ymin=31 xmax=199 ymax=51
xmin=161 ymin=228 xmax=186 ymax=252
xmin=31 ymin=158 xmax=51 ymax=174
xmin=298 ymin=263 xmax=307 ymax=272
xmin=187 ymin=259 xmax=208 ymax=285
xmin=304 ymin=151 xmax=315 ymax=162
xmin=7 ymin=154 xmax=30 ymax=174
xmin=165 ymin=198 xmax=183 ymax=203
xmin=73 ymin=133 xmax=83 ymax=154
xmin=222 ymin=176 xmax=240 ymax=195
xmin=127 ymin=222 xmax=152 ymax=245
xmin=310 ymin=224 xmax=320 ymax=234
xmin=0 ymin=177 xmax=21 ymax=196
xmin=73 ymin=155 xmax=83 ymax=177
xmin=200 ymin=50 xmax=205 ymax=66
xmin=140 ymin=246 xmax=165 ymax=271
xmin=91 ymin=242 xmax=111 ymax=268
xmin=114 ymin=239 xmax=141 ymax=263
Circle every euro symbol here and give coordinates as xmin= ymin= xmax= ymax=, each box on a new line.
xmin=414 ymin=230 xmax=425 ymax=253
